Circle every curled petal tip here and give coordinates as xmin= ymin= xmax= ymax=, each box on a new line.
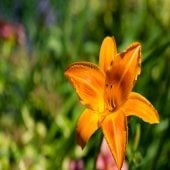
xmin=76 ymin=128 xmax=86 ymax=149
xmin=151 ymin=113 xmax=160 ymax=124
xmin=130 ymin=42 xmax=141 ymax=48
xmin=76 ymin=134 xmax=86 ymax=149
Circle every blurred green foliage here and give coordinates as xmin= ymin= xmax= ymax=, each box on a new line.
xmin=0 ymin=0 xmax=170 ymax=169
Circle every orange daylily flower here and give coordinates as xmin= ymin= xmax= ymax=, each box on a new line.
xmin=64 ymin=36 xmax=159 ymax=170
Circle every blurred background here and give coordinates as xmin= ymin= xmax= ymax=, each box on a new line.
xmin=0 ymin=0 xmax=170 ymax=169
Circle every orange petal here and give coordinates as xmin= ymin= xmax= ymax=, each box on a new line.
xmin=65 ymin=62 xmax=105 ymax=112
xmin=99 ymin=36 xmax=118 ymax=72
xmin=105 ymin=42 xmax=141 ymax=109
xmin=118 ymin=42 xmax=141 ymax=90
xmin=76 ymin=109 xmax=99 ymax=148
xmin=101 ymin=111 xmax=127 ymax=170
xmin=123 ymin=92 xmax=159 ymax=124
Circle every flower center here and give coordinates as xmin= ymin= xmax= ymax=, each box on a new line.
xmin=105 ymin=83 xmax=116 ymax=112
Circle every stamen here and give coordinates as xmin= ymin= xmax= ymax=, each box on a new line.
xmin=111 ymin=97 xmax=116 ymax=109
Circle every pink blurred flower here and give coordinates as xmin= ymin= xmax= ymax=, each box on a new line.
xmin=96 ymin=139 xmax=128 ymax=170
xmin=69 ymin=159 xmax=84 ymax=170
xmin=0 ymin=19 xmax=25 ymax=45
